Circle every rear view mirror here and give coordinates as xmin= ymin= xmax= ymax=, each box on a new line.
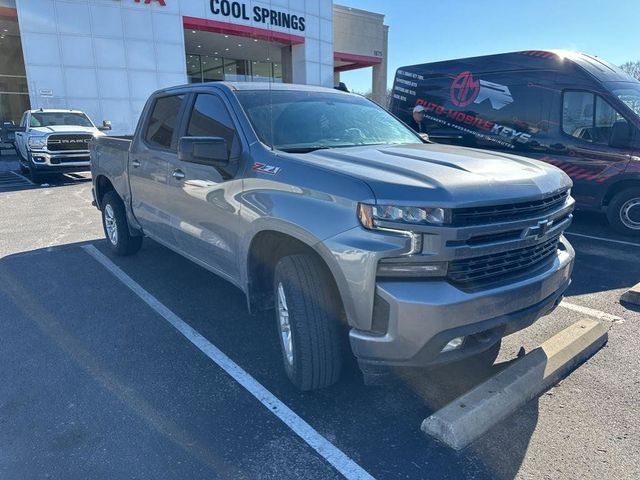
xmin=609 ymin=121 xmax=632 ymax=148
xmin=178 ymin=136 xmax=229 ymax=167
xmin=98 ymin=120 xmax=112 ymax=132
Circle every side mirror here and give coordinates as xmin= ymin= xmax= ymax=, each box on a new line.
xmin=178 ymin=136 xmax=229 ymax=167
xmin=419 ymin=132 xmax=430 ymax=142
xmin=609 ymin=121 xmax=632 ymax=149
xmin=98 ymin=120 xmax=112 ymax=131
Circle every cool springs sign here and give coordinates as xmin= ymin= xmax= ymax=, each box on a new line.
xmin=210 ymin=0 xmax=306 ymax=32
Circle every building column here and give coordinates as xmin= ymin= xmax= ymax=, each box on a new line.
xmin=333 ymin=71 xmax=340 ymax=86
xmin=281 ymin=46 xmax=293 ymax=83
xmin=371 ymin=25 xmax=388 ymax=107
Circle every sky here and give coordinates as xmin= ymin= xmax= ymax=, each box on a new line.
xmin=338 ymin=0 xmax=640 ymax=94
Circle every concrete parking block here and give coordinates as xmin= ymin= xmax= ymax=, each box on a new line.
xmin=421 ymin=318 xmax=610 ymax=451
xmin=621 ymin=282 xmax=640 ymax=305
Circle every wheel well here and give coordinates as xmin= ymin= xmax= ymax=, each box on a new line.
xmin=247 ymin=231 xmax=343 ymax=315
xmin=602 ymin=179 xmax=640 ymax=206
xmin=95 ymin=175 xmax=115 ymax=209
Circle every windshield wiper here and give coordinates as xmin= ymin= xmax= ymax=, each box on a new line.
xmin=278 ymin=146 xmax=334 ymax=153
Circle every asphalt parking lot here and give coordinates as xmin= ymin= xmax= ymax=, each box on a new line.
xmin=1 ymin=168 xmax=639 ymax=480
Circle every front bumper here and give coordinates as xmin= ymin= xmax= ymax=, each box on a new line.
xmin=29 ymin=150 xmax=90 ymax=171
xmin=349 ymin=236 xmax=574 ymax=367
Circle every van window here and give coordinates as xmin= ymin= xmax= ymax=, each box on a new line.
xmin=562 ymin=91 xmax=627 ymax=145
xmin=186 ymin=94 xmax=241 ymax=159
xmin=145 ymin=95 xmax=185 ymax=150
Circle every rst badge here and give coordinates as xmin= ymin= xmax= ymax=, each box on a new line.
xmin=252 ymin=162 xmax=281 ymax=175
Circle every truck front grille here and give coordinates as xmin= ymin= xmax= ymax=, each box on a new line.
xmin=47 ymin=134 xmax=93 ymax=152
xmin=452 ymin=190 xmax=569 ymax=226
xmin=448 ymin=235 xmax=560 ymax=286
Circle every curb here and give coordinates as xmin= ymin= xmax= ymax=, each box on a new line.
xmin=421 ymin=318 xmax=609 ymax=450
xmin=621 ymin=282 xmax=640 ymax=305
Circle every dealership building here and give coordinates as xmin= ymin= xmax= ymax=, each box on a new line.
xmin=0 ymin=0 xmax=388 ymax=134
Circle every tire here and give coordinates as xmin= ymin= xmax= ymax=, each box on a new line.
xmin=606 ymin=187 xmax=640 ymax=236
xmin=15 ymin=148 xmax=29 ymax=174
xmin=273 ymin=254 xmax=343 ymax=391
xmin=29 ymin=164 xmax=43 ymax=184
xmin=101 ymin=191 xmax=143 ymax=256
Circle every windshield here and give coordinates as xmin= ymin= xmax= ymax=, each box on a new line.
xmin=608 ymin=83 xmax=640 ymax=117
xmin=235 ymin=90 xmax=422 ymax=152
xmin=30 ymin=112 xmax=94 ymax=128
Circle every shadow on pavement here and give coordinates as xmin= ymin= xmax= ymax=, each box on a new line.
xmin=0 ymin=240 xmax=540 ymax=479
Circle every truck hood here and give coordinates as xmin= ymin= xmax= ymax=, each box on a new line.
xmin=29 ymin=126 xmax=99 ymax=135
xmin=298 ymin=143 xmax=572 ymax=207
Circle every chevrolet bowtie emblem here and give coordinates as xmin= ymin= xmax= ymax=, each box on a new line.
xmin=523 ymin=219 xmax=553 ymax=239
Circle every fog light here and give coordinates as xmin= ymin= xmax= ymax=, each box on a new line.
xmin=441 ymin=336 xmax=464 ymax=353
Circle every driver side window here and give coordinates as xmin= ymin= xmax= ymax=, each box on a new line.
xmin=562 ymin=91 xmax=628 ymax=145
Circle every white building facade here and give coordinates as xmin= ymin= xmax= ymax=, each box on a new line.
xmin=0 ymin=0 xmax=387 ymax=134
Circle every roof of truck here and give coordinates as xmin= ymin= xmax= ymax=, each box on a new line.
xmin=27 ymin=109 xmax=87 ymax=114
xmin=161 ymin=81 xmax=349 ymax=95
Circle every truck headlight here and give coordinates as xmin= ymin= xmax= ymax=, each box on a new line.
xmin=28 ymin=136 xmax=47 ymax=149
xmin=358 ymin=203 xmax=450 ymax=229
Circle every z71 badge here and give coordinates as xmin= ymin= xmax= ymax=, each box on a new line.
xmin=252 ymin=162 xmax=281 ymax=175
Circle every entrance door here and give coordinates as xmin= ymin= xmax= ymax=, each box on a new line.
xmin=165 ymin=91 xmax=245 ymax=280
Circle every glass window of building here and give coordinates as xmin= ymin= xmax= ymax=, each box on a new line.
xmin=0 ymin=4 xmax=30 ymax=125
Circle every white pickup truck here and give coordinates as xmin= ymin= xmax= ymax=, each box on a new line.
xmin=14 ymin=109 xmax=111 ymax=182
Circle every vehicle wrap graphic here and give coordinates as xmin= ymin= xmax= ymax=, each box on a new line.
xmin=450 ymin=71 xmax=513 ymax=110
xmin=414 ymin=97 xmax=532 ymax=148
xmin=539 ymin=156 xmax=628 ymax=184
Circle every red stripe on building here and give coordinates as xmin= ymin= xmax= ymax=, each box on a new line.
xmin=183 ymin=16 xmax=305 ymax=45
xmin=334 ymin=52 xmax=382 ymax=72
xmin=0 ymin=6 xmax=17 ymax=18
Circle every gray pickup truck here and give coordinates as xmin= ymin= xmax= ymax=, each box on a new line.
xmin=90 ymin=82 xmax=575 ymax=391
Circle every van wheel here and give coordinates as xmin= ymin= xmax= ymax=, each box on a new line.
xmin=101 ymin=191 xmax=143 ymax=256
xmin=607 ymin=187 xmax=640 ymax=236
xmin=273 ymin=254 xmax=343 ymax=391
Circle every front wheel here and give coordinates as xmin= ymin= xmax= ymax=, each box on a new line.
xmin=101 ymin=191 xmax=143 ymax=256
xmin=607 ymin=187 xmax=640 ymax=236
xmin=273 ymin=254 xmax=343 ymax=391
xmin=15 ymin=148 xmax=30 ymax=175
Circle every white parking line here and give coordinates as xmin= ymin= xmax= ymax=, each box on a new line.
xmin=565 ymin=231 xmax=640 ymax=248
xmin=82 ymin=244 xmax=375 ymax=480
xmin=559 ymin=300 xmax=624 ymax=323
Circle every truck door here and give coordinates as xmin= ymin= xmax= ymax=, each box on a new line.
xmin=547 ymin=90 xmax=634 ymax=207
xmin=129 ymin=93 xmax=185 ymax=243
xmin=165 ymin=92 xmax=244 ymax=281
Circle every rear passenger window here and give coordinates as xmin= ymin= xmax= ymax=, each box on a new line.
xmin=562 ymin=91 xmax=627 ymax=145
xmin=145 ymin=95 xmax=184 ymax=149
xmin=186 ymin=94 xmax=241 ymax=159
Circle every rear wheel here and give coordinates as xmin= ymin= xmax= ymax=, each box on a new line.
xmin=273 ymin=254 xmax=343 ymax=391
xmin=101 ymin=191 xmax=143 ymax=256
xmin=607 ymin=187 xmax=640 ymax=236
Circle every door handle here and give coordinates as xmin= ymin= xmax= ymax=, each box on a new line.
xmin=172 ymin=169 xmax=185 ymax=180
xmin=131 ymin=159 xmax=141 ymax=168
